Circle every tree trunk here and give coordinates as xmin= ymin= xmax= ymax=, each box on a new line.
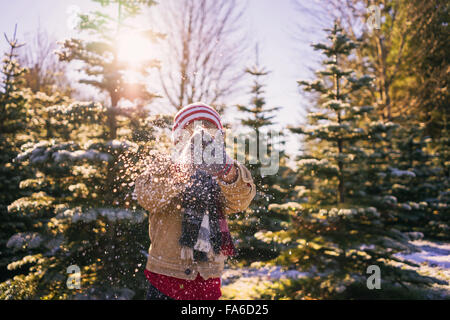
xmin=335 ymin=54 xmax=345 ymax=204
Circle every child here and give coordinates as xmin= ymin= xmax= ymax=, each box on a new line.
xmin=134 ymin=102 xmax=256 ymax=300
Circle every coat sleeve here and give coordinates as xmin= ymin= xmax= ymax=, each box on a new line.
xmin=134 ymin=160 xmax=187 ymax=215
xmin=218 ymin=161 xmax=256 ymax=214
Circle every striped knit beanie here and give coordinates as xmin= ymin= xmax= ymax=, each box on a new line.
xmin=172 ymin=102 xmax=223 ymax=144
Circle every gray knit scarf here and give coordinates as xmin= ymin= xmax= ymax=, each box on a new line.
xmin=178 ymin=170 xmax=235 ymax=262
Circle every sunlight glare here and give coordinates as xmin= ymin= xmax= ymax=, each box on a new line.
xmin=117 ymin=32 xmax=153 ymax=66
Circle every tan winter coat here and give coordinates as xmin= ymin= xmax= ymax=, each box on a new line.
xmin=134 ymin=161 xmax=256 ymax=280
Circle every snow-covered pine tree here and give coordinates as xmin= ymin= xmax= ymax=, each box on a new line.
xmin=0 ymin=26 xmax=33 ymax=283
xmin=231 ymin=52 xmax=294 ymax=263
xmin=355 ymin=112 xmax=449 ymax=241
xmin=57 ymin=0 xmax=163 ymax=141
xmin=383 ymin=117 xmax=449 ymax=240
xmin=429 ymin=113 xmax=450 ymax=239
xmin=0 ymin=1 xmax=168 ymax=299
xmin=256 ymin=23 xmax=439 ymax=299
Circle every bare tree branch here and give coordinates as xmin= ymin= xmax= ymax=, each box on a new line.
xmin=149 ymin=0 xmax=249 ymax=110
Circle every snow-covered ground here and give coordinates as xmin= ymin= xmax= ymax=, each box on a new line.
xmin=222 ymin=265 xmax=308 ymax=286
xmin=394 ymin=240 xmax=450 ymax=299
xmin=221 ymin=240 xmax=450 ymax=299
xmin=395 ymin=240 xmax=450 ymax=270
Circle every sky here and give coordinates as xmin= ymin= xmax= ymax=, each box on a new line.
xmin=0 ymin=0 xmax=331 ymax=161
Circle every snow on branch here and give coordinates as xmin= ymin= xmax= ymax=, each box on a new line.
xmin=55 ymin=207 xmax=147 ymax=224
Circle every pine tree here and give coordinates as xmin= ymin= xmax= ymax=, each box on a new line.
xmin=383 ymin=117 xmax=450 ymax=240
xmin=0 ymin=1 xmax=168 ymax=299
xmin=0 ymin=26 xmax=34 ymax=282
xmin=256 ymin=23 xmax=440 ymax=299
xmin=231 ymin=50 xmax=294 ymax=263
xmin=355 ymin=113 xmax=449 ymax=241
xmin=430 ymin=112 xmax=450 ymax=239
xmin=57 ymin=0 xmax=163 ymax=140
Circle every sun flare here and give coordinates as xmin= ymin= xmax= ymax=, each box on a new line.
xmin=116 ymin=32 xmax=153 ymax=66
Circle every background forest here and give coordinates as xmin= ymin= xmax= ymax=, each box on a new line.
xmin=0 ymin=0 xmax=448 ymax=300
